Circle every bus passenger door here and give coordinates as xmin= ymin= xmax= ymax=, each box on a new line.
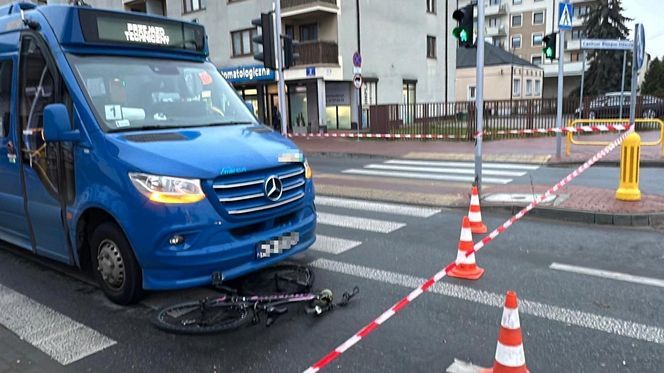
xmin=18 ymin=36 xmax=75 ymax=263
xmin=0 ymin=58 xmax=32 ymax=249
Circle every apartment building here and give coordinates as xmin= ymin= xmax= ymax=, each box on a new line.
xmin=19 ymin=0 xmax=456 ymax=133
xmin=459 ymin=0 xmax=598 ymax=99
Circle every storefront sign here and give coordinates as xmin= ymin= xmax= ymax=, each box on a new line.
xmin=219 ymin=65 xmax=275 ymax=84
xmin=326 ymin=82 xmax=350 ymax=106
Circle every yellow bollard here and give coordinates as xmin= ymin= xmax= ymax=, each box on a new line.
xmin=616 ymin=132 xmax=642 ymax=201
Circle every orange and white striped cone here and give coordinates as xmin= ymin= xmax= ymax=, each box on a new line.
xmin=448 ymin=216 xmax=484 ymax=280
xmin=468 ymin=185 xmax=488 ymax=234
xmin=481 ymin=291 xmax=529 ymax=373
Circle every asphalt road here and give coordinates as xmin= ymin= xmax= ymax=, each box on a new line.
xmin=307 ymin=155 xmax=664 ymax=195
xmin=1 ymin=198 xmax=663 ymax=372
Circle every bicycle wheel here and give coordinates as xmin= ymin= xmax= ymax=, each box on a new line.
xmin=152 ymin=300 xmax=249 ymax=335
xmin=236 ymin=264 xmax=314 ymax=296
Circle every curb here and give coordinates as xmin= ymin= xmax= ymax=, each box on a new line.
xmin=304 ymin=151 xmax=664 ymax=167
xmin=482 ymin=204 xmax=664 ymax=228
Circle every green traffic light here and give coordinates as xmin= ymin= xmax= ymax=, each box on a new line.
xmin=544 ymin=47 xmax=553 ymax=58
xmin=452 ymin=27 xmax=461 ymax=39
xmin=460 ymin=29 xmax=469 ymax=43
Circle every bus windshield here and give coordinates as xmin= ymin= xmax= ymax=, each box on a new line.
xmin=68 ymin=55 xmax=257 ymax=132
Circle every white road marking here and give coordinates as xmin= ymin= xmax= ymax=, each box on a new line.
xmin=341 ymin=169 xmax=512 ymax=184
xmin=315 ymin=196 xmax=440 ymax=218
xmin=310 ymin=259 xmax=664 ymax=345
xmin=446 ymin=358 xmax=483 ymax=373
xmin=386 ymin=159 xmax=540 ymax=170
xmin=311 ymin=235 xmax=362 ymax=255
xmin=0 ymin=283 xmax=116 ymax=365
xmin=317 ymin=212 xmax=405 ymax=233
xmin=549 ymin=262 xmax=664 ymax=288
xmin=365 ymin=164 xmax=527 ymax=177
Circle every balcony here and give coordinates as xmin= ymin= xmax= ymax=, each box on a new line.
xmin=293 ymin=41 xmax=338 ymax=66
xmin=281 ymin=0 xmax=339 ymax=18
xmin=485 ymin=3 xmax=507 ymax=16
xmin=486 ymin=24 xmax=506 ymax=37
xmin=566 ymin=39 xmax=581 ymax=51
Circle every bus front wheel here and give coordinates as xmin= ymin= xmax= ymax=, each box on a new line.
xmin=90 ymin=222 xmax=144 ymax=305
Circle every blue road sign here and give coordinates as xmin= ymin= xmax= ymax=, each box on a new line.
xmin=353 ymin=52 xmax=362 ymax=67
xmin=306 ymin=67 xmax=316 ymax=77
xmin=558 ymin=2 xmax=573 ymax=31
xmin=635 ymin=24 xmax=646 ymax=70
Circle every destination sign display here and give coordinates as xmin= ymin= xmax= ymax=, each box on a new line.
xmin=79 ymin=9 xmax=205 ymax=53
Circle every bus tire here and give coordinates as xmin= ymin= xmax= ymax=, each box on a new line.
xmin=90 ymin=222 xmax=144 ymax=305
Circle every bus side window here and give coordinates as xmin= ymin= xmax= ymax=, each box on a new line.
xmin=0 ymin=60 xmax=11 ymax=138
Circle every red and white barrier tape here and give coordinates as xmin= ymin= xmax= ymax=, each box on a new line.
xmin=287 ymin=124 xmax=631 ymax=140
xmin=302 ymin=129 xmax=633 ymax=373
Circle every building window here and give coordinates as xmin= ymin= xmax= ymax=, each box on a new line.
xmin=468 ymin=85 xmax=476 ymax=100
xmin=426 ymin=0 xmax=436 ymax=14
xmin=299 ymin=23 xmax=318 ymax=41
xmin=571 ymin=29 xmax=585 ymax=40
xmin=570 ymin=52 xmax=580 ymax=62
xmin=427 ymin=36 xmax=436 ymax=59
xmin=533 ymin=11 xmax=544 ymax=25
xmin=531 ymin=55 xmax=542 ymax=65
xmin=511 ymin=14 xmax=522 ymax=27
xmin=513 ymin=0 xmax=522 ymax=5
xmin=183 ymin=0 xmax=206 ymax=14
xmin=512 ymin=78 xmax=521 ymax=97
xmin=535 ymin=80 xmax=541 ymax=96
xmin=574 ymin=5 xmax=591 ymax=17
xmin=489 ymin=0 xmax=500 ymax=5
xmin=511 ymin=35 xmax=522 ymax=49
xmin=532 ymin=33 xmax=543 ymax=46
xmin=231 ymin=29 xmax=257 ymax=57
xmin=488 ymin=17 xmax=499 ymax=27
xmin=526 ymin=79 xmax=533 ymax=96
xmin=362 ymin=80 xmax=378 ymax=107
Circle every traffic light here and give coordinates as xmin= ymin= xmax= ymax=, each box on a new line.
xmin=282 ymin=35 xmax=299 ymax=69
xmin=251 ymin=13 xmax=276 ymax=70
xmin=452 ymin=4 xmax=474 ymax=48
xmin=542 ymin=33 xmax=557 ymax=60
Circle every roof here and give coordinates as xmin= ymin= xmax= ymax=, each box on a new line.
xmin=456 ymin=42 xmax=540 ymax=69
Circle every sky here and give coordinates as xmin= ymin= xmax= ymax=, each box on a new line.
xmin=622 ymin=0 xmax=664 ymax=59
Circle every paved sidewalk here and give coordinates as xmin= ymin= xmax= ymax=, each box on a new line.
xmin=293 ymin=130 xmax=663 ymax=165
xmin=301 ymin=132 xmax=664 ymax=226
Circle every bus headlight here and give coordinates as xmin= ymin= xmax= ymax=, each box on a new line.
xmin=304 ymin=160 xmax=313 ymax=179
xmin=129 ymin=173 xmax=205 ymax=204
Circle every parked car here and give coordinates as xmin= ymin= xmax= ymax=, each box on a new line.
xmin=576 ymin=93 xmax=664 ymax=119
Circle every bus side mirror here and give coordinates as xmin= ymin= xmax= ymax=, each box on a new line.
xmin=43 ymin=104 xmax=80 ymax=142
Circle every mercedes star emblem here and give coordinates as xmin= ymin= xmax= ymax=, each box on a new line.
xmin=264 ymin=175 xmax=283 ymax=201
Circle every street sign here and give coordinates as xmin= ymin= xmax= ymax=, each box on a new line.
xmin=353 ymin=51 xmax=362 ymax=67
xmin=635 ymin=23 xmax=645 ymax=70
xmin=353 ymin=74 xmax=362 ymax=89
xmin=558 ymin=2 xmax=573 ymax=31
xmin=580 ymin=38 xmax=633 ymax=51
xmin=353 ymin=66 xmax=362 ymax=74
xmin=306 ymin=67 xmax=316 ymax=77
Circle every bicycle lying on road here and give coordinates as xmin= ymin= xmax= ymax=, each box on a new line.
xmin=152 ymin=264 xmax=359 ymax=335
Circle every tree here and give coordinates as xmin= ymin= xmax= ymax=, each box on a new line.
xmin=583 ymin=0 xmax=632 ymax=96
xmin=641 ymin=57 xmax=664 ymax=98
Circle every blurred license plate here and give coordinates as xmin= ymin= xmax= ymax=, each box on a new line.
xmin=257 ymin=232 xmax=300 ymax=259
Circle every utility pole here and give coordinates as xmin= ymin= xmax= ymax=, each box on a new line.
xmin=273 ymin=1 xmax=288 ymax=136
xmin=619 ymin=50 xmax=627 ymax=119
xmin=475 ymin=0 xmax=484 ymax=191
xmin=555 ymin=28 xmax=565 ymax=158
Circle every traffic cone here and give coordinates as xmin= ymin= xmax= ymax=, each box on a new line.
xmin=468 ymin=185 xmax=488 ymax=234
xmin=481 ymin=291 xmax=529 ymax=373
xmin=448 ymin=217 xmax=484 ymax=280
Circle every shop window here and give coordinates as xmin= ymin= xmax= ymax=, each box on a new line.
xmin=402 ymin=80 xmax=416 ymax=124
xmin=325 ymin=82 xmax=351 ymax=130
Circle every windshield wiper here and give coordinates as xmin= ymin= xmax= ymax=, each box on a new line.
xmin=200 ymin=121 xmax=256 ymax=127
xmin=108 ymin=125 xmax=183 ymax=133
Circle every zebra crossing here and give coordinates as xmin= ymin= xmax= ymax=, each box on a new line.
xmin=341 ymin=159 xmax=540 ymax=185
xmin=311 ymin=196 xmax=440 ymax=255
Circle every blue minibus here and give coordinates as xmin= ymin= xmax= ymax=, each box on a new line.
xmin=0 ymin=2 xmax=316 ymax=304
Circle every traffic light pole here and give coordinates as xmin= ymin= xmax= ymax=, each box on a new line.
xmin=474 ymin=0 xmax=484 ymax=193
xmin=555 ymin=29 xmax=565 ymax=159
xmin=273 ymin=1 xmax=288 ymax=136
